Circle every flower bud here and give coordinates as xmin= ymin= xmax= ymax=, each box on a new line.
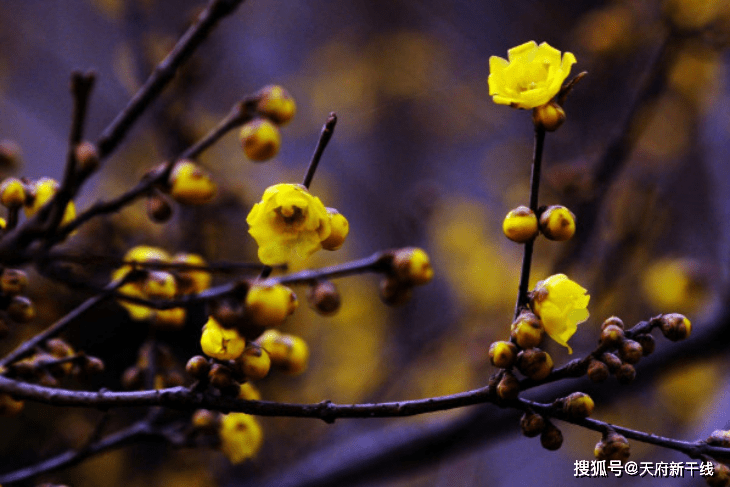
xmin=83 ymin=356 xmax=105 ymax=375
xmin=186 ymin=355 xmax=210 ymax=380
xmin=707 ymin=430 xmax=730 ymax=448
xmin=659 ymin=313 xmax=691 ymax=341
xmin=146 ymin=193 xmax=173 ymax=223
xmin=74 ymin=141 xmax=99 ymax=175
xmin=245 ymin=283 xmax=298 ymax=328
xmin=587 ymin=359 xmax=609 ymax=383
xmin=562 ymin=392 xmax=595 ymax=419
xmin=235 ymin=343 xmax=271 ymax=381
xmin=594 ymin=431 xmax=630 ymax=462
xmin=496 ymin=371 xmax=520 ymax=401
xmin=600 ymin=324 xmax=625 ymax=348
xmin=307 ymin=280 xmax=341 ymax=316
xmin=168 ymin=160 xmax=217 ymax=205
xmin=0 ymin=177 xmax=25 ymax=208
xmin=540 ymin=422 xmax=564 ymax=450
xmin=615 ymin=363 xmax=636 ymax=384
xmin=707 ymin=463 xmax=730 ymax=487
xmin=7 ymin=296 xmax=35 ymax=323
xmin=618 ymin=339 xmax=643 ymax=365
xmin=489 ymin=340 xmax=518 ymax=369
xmin=600 ymin=316 xmax=624 ymax=331
xmin=517 ymin=348 xmax=553 ymax=381
xmin=256 ymin=330 xmax=310 ymax=375
xmin=256 ymin=85 xmax=296 ymax=125
xmin=392 ymin=247 xmax=434 ymax=285
xmin=510 ymin=312 xmax=544 ymax=349
xmin=520 ymin=412 xmax=545 ymax=438
xmin=0 ymin=268 xmax=28 ymax=296
xmin=239 ymin=118 xmax=281 ymax=162
xmin=238 ymin=382 xmax=261 ymax=401
xmin=209 ymin=363 xmax=236 ymax=391
xmin=122 ymin=366 xmax=144 ymax=390
xmin=321 ymin=209 xmax=349 ymax=251
xmin=539 ymin=205 xmax=576 ymax=241
xmin=634 ymin=334 xmax=655 ymax=356
xmin=502 ymin=206 xmax=539 ymax=243
xmin=192 ymin=409 xmax=220 ymax=431
xmin=532 ymin=101 xmax=566 ymax=132
xmin=600 ymin=352 xmax=622 ymax=373
xmin=173 ymin=253 xmax=212 ymax=295
xmin=0 ymin=140 xmax=22 ymax=170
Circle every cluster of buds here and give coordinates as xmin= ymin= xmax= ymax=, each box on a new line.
xmin=502 ymin=204 xmax=576 ymax=244
xmin=517 ymin=392 xmax=595 ymax=452
xmin=121 ymin=342 xmax=184 ymax=391
xmin=587 ymin=313 xmax=690 ymax=385
xmin=379 ymin=247 xmax=434 ymax=306
xmin=0 ymin=177 xmax=78 ymax=230
xmin=0 ymin=267 xmax=33 ymax=337
xmin=239 ymin=85 xmax=296 ymax=162
xmin=112 ymin=245 xmax=212 ymax=328
xmin=4 ymin=338 xmax=104 ymax=393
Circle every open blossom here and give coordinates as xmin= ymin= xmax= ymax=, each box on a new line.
xmin=247 ymin=183 xmax=341 ymax=265
xmin=531 ymin=274 xmax=590 ymax=354
xmin=488 ymin=41 xmax=576 ymax=109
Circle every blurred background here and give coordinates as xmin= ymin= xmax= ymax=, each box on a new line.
xmin=1 ymin=0 xmax=730 ymax=485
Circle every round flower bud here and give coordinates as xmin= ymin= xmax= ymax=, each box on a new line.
xmin=587 ymin=359 xmax=609 ymax=383
xmin=618 ymin=339 xmax=643 ymax=365
xmin=707 ymin=463 xmax=730 ymax=487
xmin=520 ymin=412 xmax=545 ymax=438
xmin=562 ymin=392 xmax=595 ymax=419
xmin=321 ymin=209 xmax=349 ymax=251
xmin=0 ymin=268 xmax=28 ymax=296
xmin=517 ymin=348 xmax=554 ymax=381
xmin=235 ymin=343 xmax=271 ymax=381
xmin=615 ymin=363 xmax=636 ymax=384
xmin=510 ymin=312 xmax=544 ymax=349
xmin=540 ymin=422 xmax=564 ymax=451
xmin=497 ymin=371 xmax=520 ymax=401
xmin=489 ymin=340 xmax=518 ymax=369
xmin=600 ymin=324 xmax=625 ymax=348
xmin=245 ymin=283 xmax=298 ymax=328
xmin=146 ymin=193 xmax=173 ymax=223
xmin=74 ymin=141 xmax=100 ymax=175
xmin=24 ymin=178 xmax=76 ymax=227
xmin=0 ymin=140 xmax=21 ymax=169
xmin=594 ymin=431 xmax=630 ymax=462
xmin=659 ymin=313 xmax=691 ymax=341
xmin=83 ymin=356 xmax=105 ymax=375
xmin=0 ymin=177 xmax=26 ymax=208
xmin=392 ymin=247 xmax=434 ymax=285
xmin=209 ymin=363 xmax=236 ymax=392
xmin=168 ymin=160 xmax=217 ymax=205
xmin=121 ymin=366 xmax=144 ymax=390
xmin=634 ymin=334 xmax=655 ymax=356
xmin=502 ymin=206 xmax=539 ymax=243
xmin=219 ymin=412 xmax=263 ymax=464
xmin=143 ymin=271 xmax=177 ymax=300
xmin=256 ymin=85 xmax=296 ymax=125
xmin=532 ymin=101 xmax=566 ymax=132
xmin=600 ymin=352 xmax=622 ymax=373
xmin=707 ymin=430 xmax=730 ymax=448
xmin=238 ymin=382 xmax=261 ymax=401
xmin=601 ymin=316 xmax=624 ymax=331
xmin=379 ymin=276 xmax=412 ymax=306
xmin=283 ymin=335 xmax=309 ymax=375
xmin=306 ymin=280 xmax=341 ymax=316
xmin=192 ymin=409 xmax=220 ymax=431
xmin=7 ymin=296 xmax=35 ymax=323
xmin=186 ymin=355 xmax=210 ymax=380
xmin=256 ymin=330 xmax=310 ymax=375
xmin=239 ymin=118 xmax=281 ymax=162
xmin=539 ymin=205 xmax=576 ymax=241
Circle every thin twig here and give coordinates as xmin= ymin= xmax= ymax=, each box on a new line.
xmin=302 ymin=113 xmax=337 ymax=189
xmin=514 ymin=127 xmax=545 ymax=318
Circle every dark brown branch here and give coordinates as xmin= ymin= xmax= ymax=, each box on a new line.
xmin=302 ymin=113 xmax=337 ymax=189
xmin=96 ymin=0 xmax=247 ymax=159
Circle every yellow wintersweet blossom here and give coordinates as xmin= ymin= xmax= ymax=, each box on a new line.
xmin=488 ymin=41 xmax=576 ymax=109
xmin=200 ymin=316 xmax=245 ymax=360
xmin=246 ymin=183 xmax=333 ymax=265
xmin=219 ymin=412 xmax=263 ymax=464
xmin=531 ymin=274 xmax=589 ymax=354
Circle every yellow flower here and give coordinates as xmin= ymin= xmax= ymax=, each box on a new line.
xmin=24 ymin=178 xmax=76 ymax=226
xmin=488 ymin=41 xmax=576 ymax=109
xmin=219 ymin=413 xmax=263 ymax=464
xmin=246 ymin=184 xmax=332 ymax=265
xmin=200 ymin=316 xmax=246 ymax=360
xmin=531 ymin=274 xmax=589 ymax=353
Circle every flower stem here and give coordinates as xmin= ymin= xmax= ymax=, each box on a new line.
xmin=302 ymin=112 xmax=337 ymax=189
xmin=514 ymin=126 xmax=545 ymax=319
